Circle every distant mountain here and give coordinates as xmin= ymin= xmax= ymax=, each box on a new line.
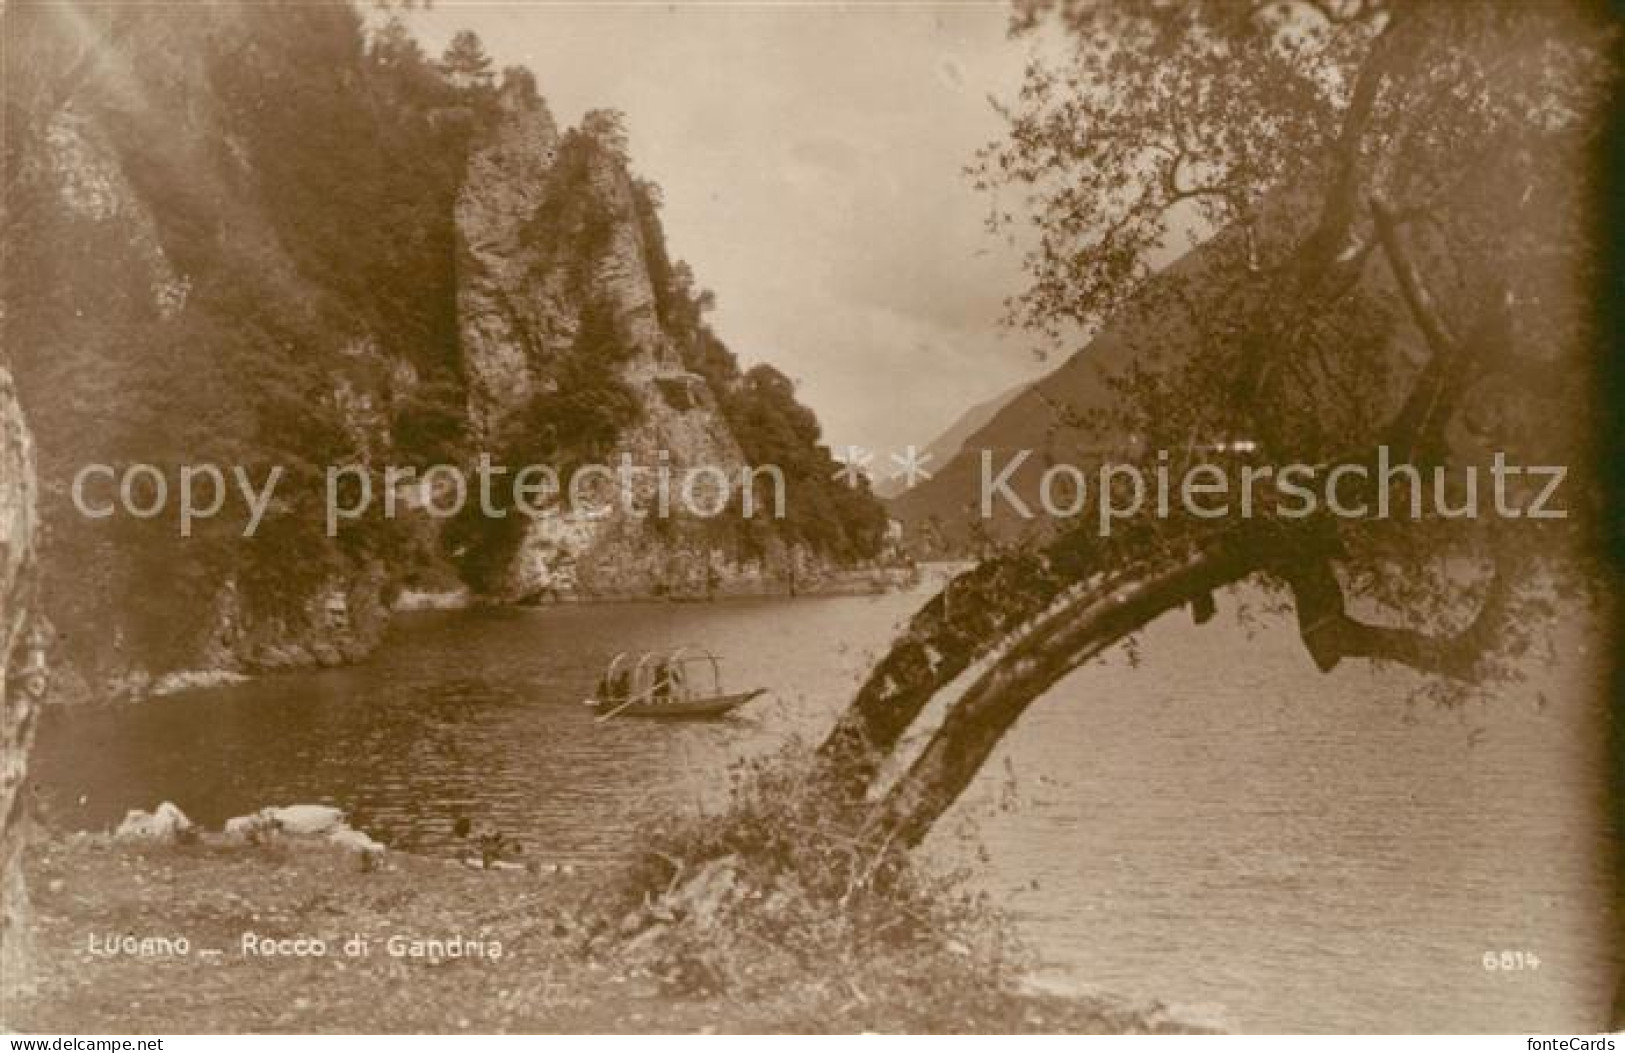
xmin=871 ymin=379 xmax=1029 ymax=499
xmin=886 ymin=239 xmax=1221 ymax=550
xmin=884 ymin=350 xmax=1117 ymax=546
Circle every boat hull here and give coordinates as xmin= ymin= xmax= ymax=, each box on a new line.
xmin=583 ymin=688 xmax=765 ymax=720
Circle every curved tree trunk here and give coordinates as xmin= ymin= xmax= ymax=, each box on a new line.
xmin=815 ymin=527 xmax=1119 ymax=794
xmin=866 ymin=531 xmax=1263 ymax=847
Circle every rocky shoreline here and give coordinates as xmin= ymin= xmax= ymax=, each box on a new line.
xmin=37 ymin=562 xmax=918 ymax=706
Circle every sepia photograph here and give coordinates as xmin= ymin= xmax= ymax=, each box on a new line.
xmin=0 ymin=0 xmax=1620 ymax=1038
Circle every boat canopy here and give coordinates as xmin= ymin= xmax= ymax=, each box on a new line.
xmin=598 ymin=647 xmax=725 ymax=704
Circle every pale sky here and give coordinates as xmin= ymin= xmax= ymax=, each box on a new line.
xmin=404 ymin=1 xmax=1051 ymax=456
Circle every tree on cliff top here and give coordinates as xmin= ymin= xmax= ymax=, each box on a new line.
xmin=439 ymin=29 xmax=494 ymax=89
xmin=805 ymin=0 xmax=1613 ymax=846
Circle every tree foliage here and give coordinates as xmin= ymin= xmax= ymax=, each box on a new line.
xmin=2 ymin=1 xmax=495 ymax=675
xmin=815 ymin=0 xmax=1616 ymax=843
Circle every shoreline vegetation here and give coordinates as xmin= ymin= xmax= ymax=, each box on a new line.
xmin=9 ymin=2 xmax=896 ymax=711
xmin=5 ymin=786 xmax=1222 ymax=1034
xmin=398 ymin=561 xmax=924 ymax=610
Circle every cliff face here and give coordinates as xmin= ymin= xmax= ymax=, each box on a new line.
xmin=457 ymin=85 xmax=563 ymax=432
xmin=4 ymin=4 xmax=415 ymax=700
xmin=3 ymin=2 xmax=885 ymax=700
xmin=0 ymin=367 xmax=39 ymax=997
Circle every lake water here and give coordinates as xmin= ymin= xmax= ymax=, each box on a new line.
xmin=31 ymin=570 xmax=1617 ymax=1032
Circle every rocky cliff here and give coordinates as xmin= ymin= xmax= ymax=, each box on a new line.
xmin=2 ymin=2 xmax=885 ymax=700
xmin=453 ymin=80 xmax=854 ymax=602
xmin=0 ymin=366 xmax=39 ymax=1000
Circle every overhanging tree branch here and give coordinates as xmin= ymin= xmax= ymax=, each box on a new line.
xmin=1294 ymin=5 xmax=1411 ymax=285
xmin=1283 ymin=554 xmax=1511 ymax=680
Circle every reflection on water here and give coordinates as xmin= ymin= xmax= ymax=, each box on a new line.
xmin=32 ymin=577 xmax=1615 ymax=1033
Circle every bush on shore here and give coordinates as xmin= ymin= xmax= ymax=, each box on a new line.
xmin=599 ymin=742 xmax=1024 ymax=1008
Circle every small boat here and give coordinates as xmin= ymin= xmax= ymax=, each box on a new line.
xmin=584 ymin=647 xmax=765 ymax=721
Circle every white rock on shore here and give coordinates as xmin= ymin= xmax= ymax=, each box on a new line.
xmin=222 ymin=812 xmax=274 ymax=843
xmin=221 ymin=803 xmax=384 ymax=864
xmin=114 ymin=802 xmax=193 ymax=842
xmin=222 ymin=803 xmax=345 ymax=839
xmin=391 ymin=588 xmax=471 ymax=612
